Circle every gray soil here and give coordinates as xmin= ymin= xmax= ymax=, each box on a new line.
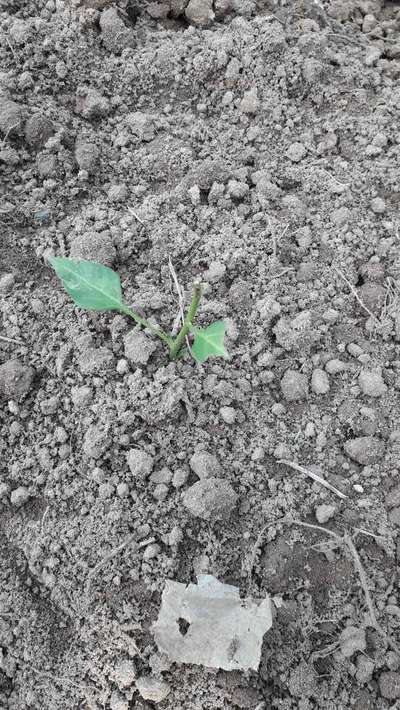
xmin=1 ymin=0 xmax=400 ymax=708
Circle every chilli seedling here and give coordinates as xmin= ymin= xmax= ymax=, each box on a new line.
xmin=48 ymin=257 xmax=228 ymax=363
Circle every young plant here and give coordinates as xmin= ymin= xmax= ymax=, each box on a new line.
xmin=48 ymin=257 xmax=228 ymax=363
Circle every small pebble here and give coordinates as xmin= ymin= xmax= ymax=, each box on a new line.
xmin=98 ymin=482 xmax=115 ymax=499
xmin=286 ymin=142 xmax=306 ymax=163
xmin=280 ymin=370 xmax=308 ymax=401
xmin=92 ymin=467 xmax=105 ymax=484
xmin=0 ymin=273 xmax=15 ymax=294
xmin=75 ymin=141 xmax=99 ymax=173
xmin=315 ymin=504 xmax=335 ymax=524
xmin=116 ymin=359 xmax=129 ymax=375
xmin=126 ymin=449 xmax=154 ymax=479
xmin=25 ymin=113 xmax=54 ymax=148
xmin=142 ymin=543 xmax=161 ymax=561
xmin=109 ymin=691 xmax=128 ymax=710
xmin=379 ymin=671 xmax=400 ymax=699
xmin=75 ymin=86 xmax=110 ymax=120
xmin=99 ymin=7 xmax=134 ymax=54
xmin=124 ymin=330 xmax=157 ymax=365
xmin=70 ymin=231 xmax=116 ymax=267
xmin=325 ymin=359 xmax=348 ymax=375
xmin=190 ymin=451 xmax=221 ymax=479
xmin=339 ymin=626 xmax=366 ymax=657
xmin=183 ymin=478 xmax=237 ymax=521
xmin=188 ymin=185 xmax=200 ymax=205
xmin=358 ymin=368 xmax=387 ymax=397
xmin=385 ymin=484 xmax=400 ymax=510
xmin=304 ymin=422 xmax=315 ymax=438
xmin=108 ymin=184 xmax=128 ymax=203
xmin=344 ymin=436 xmax=385 ymax=465
xmin=311 ymin=369 xmax=330 ymax=395
xmin=239 ymin=87 xmax=259 ymax=114
xmin=357 ymin=282 xmax=386 ymax=315
xmin=272 ymin=402 xmax=286 ymax=416
xmin=135 ymin=676 xmax=170 ymax=703
xmin=117 ymin=483 xmax=129 ymax=498
xmin=0 ymin=483 xmax=10 ymax=501
xmin=114 ymin=659 xmax=136 ymax=689
xmin=10 ymin=486 xmax=30 ymax=507
xmin=356 ymin=656 xmax=374 ymax=684
xmin=220 ymin=406 xmax=236 ymax=424
xmin=331 ymin=207 xmax=349 ymax=225
xmin=371 ymin=197 xmax=386 ymax=214
xmin=227 ymin=179 xmax=249 ymax=199
xmin=0 ymin=99 xmax=23 ymax=135
xmin=0 ymin=360 xmax=34 ymax=401
xmin=152 ymin=483 xmax=169 ymax=501
xmin=172 ymin=468 xmax=188 ymax=488
xmin=168 ymin=526 xmax=183 ymax=546
xmin=83 ymin=425 xmax=110 ymax=459
xmin=347 ymin=343 xmax=363 ymax=357
xmin=322 ymin=308 xmax=339 ymax=323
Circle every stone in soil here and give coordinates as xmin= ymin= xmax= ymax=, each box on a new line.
xmin=70 ymin=231 xmax=116 ymax=266
xmin=124 ymin=330 xmax=157 ymax=365
xmin=126 ymin=449 xmax=154 ymax=479
xmin=185 ymin=0 xmax=214 ymax=26
xmin=311 ymin=369 xmax=330 ymax=395
xmin=385 ymin=484 xmax=400 ymax=509
xmin=0 ymin=273 xmax=15 ymax=294
xmin=379 ymin=672 xmax=400 ymax=699
xmin=99 ymin=7 xmax=134 ymax=54
xmin=273 ymin=310 xmax=319 ymax=353
xmin=280 ymin=370 xmax=308 ymax=401
xmin=357 ymin=282 xmax=386 ymax=315
xmin=77 ymin=347 xmax=114 ymax=375
xmin=24 ymin=114 xmax=53 ymax=148
xmin=344 ymin=436 xmax=385 ymax=465
xmin=135 ymin=676 xmax=170 ymax=703
xmin=113 ymin=659 xmax=136 ymax=689
xmin=190 ymin=451 xmax=221 ymax=479
xmin=75 ymin=86 xmax=110 ymax=120
xmin=0 ymin=360 xmax=33 ymax=400
xmin=358 ymin=368 xmax=387 ymax=397
xmin=83 ymin=425 xmax=110 ymax=459
xmin=74 ymin=141 xmax=100 ymax=172
xmin=339 ymin=626 xmax=366 ymax=657
xmin=315 ymin=504 xmax=335 ymax=524
xmin=10 ymin=486 xmax=30 ymax=507
xmin=183 ymin=478 xmax=237 ymax=521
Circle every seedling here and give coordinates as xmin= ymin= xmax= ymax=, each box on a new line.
xmin=48 ymin=257 xmax=228 ymax=363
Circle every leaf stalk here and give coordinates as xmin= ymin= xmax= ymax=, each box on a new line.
xmin=169 ymin=284 xmax=202 ymax=360
xmin=120 ymin=284 xmax=202 ymax=359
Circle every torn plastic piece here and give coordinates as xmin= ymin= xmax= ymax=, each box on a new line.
xmin=152 ymin=574 xmax=272 ymax=671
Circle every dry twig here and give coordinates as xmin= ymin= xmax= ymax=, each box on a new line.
xmin=168 ymin=256 xmax=194 ymax=355
xmin=127 ymin=206 xmax=145 ymax=226
xmin=278 ymin=459 xmax=347 ymax=500
xmin=85 ymin=536 xmax=155 ymax=595
xmin=0 ymin=335 xmax=24 ymax=345
xmin=334 ymin=266 xmax=380 ymax=323
xmin=294 ymin=520 xmax=400 ymax=656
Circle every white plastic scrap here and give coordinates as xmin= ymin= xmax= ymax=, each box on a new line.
xmin=152 ymin=574 xmax=272 ymax=671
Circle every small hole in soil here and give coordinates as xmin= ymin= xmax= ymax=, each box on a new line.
xmin=177 ymin=617 xmax=190 ymax=636
xmin=126 ymin=1 xmax=140 ymax=26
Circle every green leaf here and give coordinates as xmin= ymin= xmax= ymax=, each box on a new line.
xmin=48 ymin=257 xmax=124 ymax=311
xmin=190 ymin=321 xmax=228 ymax=364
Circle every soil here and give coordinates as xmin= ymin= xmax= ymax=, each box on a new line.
xmin=1 ymin=0 xmax=400 ymax=708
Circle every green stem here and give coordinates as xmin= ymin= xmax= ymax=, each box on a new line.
xmin=119 ymin=303 xmax=173 ymax=346
xmin=169 ymin=284 xmax=202 ymax=360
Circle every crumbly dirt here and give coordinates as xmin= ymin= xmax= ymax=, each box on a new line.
xmin=1 ymin=0 xmax=400 ymax=708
